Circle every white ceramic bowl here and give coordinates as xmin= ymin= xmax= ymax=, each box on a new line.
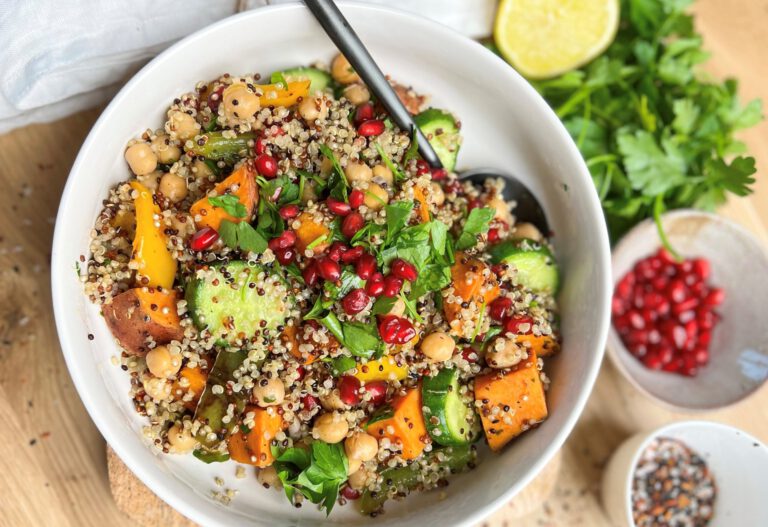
xmin=51 ymin=3 xmax=611 ymax=526
xmin=602 ymin=420 xmax=768 ymax=527
xmin=608 ymin=210 xmax=768 ymax=411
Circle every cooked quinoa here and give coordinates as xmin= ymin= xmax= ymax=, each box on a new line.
xmin=82 ymin=54 xmax=560 ymax=516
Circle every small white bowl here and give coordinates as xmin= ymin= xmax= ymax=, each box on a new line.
xmin=602 ymin=420 xmax=768 ymax=527
xmin=608 ymin=210 xmax=768 ymax=411
xmin=51 ymin=3 xmax=612 ymax=526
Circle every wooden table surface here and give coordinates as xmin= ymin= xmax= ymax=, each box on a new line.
xmin=1 ymin=1 xmax=767 ymax=525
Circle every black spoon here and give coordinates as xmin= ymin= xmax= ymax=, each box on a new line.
xmin=303 ymin=0 xmax=549 ymax=234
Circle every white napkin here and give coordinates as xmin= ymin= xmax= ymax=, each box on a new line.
xmin=0 ymin=0 xmax=496 ymax=134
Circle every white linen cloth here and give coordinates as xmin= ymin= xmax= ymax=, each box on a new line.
xmin=0 ymin=0 xmax=496 ymax=134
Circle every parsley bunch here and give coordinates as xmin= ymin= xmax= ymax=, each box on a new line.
xmin=531 ymin=0 xmax=762 ymax=245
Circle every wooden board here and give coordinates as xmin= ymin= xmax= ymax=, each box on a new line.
xmin=0 ymin=1 xmax=766 ymax=525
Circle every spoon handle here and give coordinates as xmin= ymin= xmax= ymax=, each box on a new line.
xmin=303 ymin=0 xmax=443 ymax=169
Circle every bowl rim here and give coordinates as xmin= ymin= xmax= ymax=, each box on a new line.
xmin=606 ymin=208 xmax=768 ymax=413
xmin=617 ymin=420 xmax=768 ymax=526
xmin=51 ymin=2 xmax=612 ymax=525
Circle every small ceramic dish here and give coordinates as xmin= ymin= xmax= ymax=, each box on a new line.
xmin=607 ymin=210 xmax=768 ymax=411
xmin=602 ymin=420 xmax=768 ymax=527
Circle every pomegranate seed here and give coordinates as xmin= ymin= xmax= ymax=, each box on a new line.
xmin=414 ymin=159 xmax=429 ymax=175
xmin=342 ymin=288 xmax=369 ymax=315
xmin=704 ymin=288 xmax=725 ymax=306
xmin=629 ymin=311 xmax=645 ymax=330
xmin=301 ymin=394 xmax=319 ymax=411
xmin=694 ymin=348 xmax=709 ymax=365
xmin=354 ymin=103 xmax=375 ymax=126
xmin=642 ymin=352 xmax=662 ymax=370
xmin=444 ymin=180 xmax=462 ymax=195
xmin=626 ymin=329 xmax=649 ymax=346
xmin=467 ymin=198 xmax=483 ymax=212
xmin=671 ymin=325 xmax=687 ymax=350
xmin=697 ymin=308 xmax=716 ymax=330
xmin=362 ymin=380 xmax=387 ymax=406
xmin=691 ymin=258 xmax=710 ymax=280
xmin=302 ymin=262 xmax=319 ymax=286
xmin=341 ymin=486 xmax=361 ymax=500
xmin=254 ymin=137 xmax=266 ymax=155
xmin=658 ymin=346 xmax=674 ymax=365
xmin=672 ymin=297 xmax=699 ymax=316
xmin=279 ymin=204 xmax=299 ymax=220
xmin=358 ymin=119 xmax=385 ymax=137
xmin=657 ymin=247 xmax=676 ymax=264
xmin=615 ymin=274 xmax=634 ymax=300
xmin=612 ymin=297 xmax=626 ymax=317
xmin=487 ymin=228 xmax=500 ymax=243
xmin=268 ymin=230 xmax=296 ymax=251
xmin=328 ymin=241 xmax=348 ymax=262
xmin=190 ymin=227 xmax=219 ymax=251
xmin=378 ymin=316 xmax=415 ymax=344
xmin=356 ymin=253 xmax=377 ymax=280
xmin=341 ymin=246 xmax=364 ymax=264
xmin=651 ymin=275 xmax=669 ymax=291
xmin=390 ymin=259 xmax=418 ymax=281
xmin=295 ymin=365 xmax=306 ymax=381
xmin=366 ymin=279 xmax=385 ymax=297
xmin=461 ymin=347 xmax=479 ymax=363
xmin=681 ymin=356 xmax=698 ymax=377
xmin=338 ymin=376 xmax=361 ymax=405
xmin=342 ymin=212 xmax=365 ymax=238
xmin=317 ymin=257 xmax=341 ymax=281
xmin=698 ymin=330 xmax=712 ymax=347
xmin=275 ymin=247 xmax=296 ymax=265
xmin=504 ymin=315 xmax=533 ymax=335
xmin=327 ymin=197 xmax=352 ymax=216
xmin=662 ymin=357 xmax=683 ymax=373
xmin=207 ymin=85 xmax=225 ymax=112
xmin=489 ymin=297 xmax=513 ymax=322
xmin=491 ymin=264 xmax=506 ymax=277
xmin=430 ymin=168 xmax=448 ymax=181
xmin=382 ymin=275 xmax=404 ymax=298
xmin=349 ymin=189 xmax=364 ymax=209
xmin=667 ymin=280 xmax=687 ymax=303
xmin=255 ymin=153 xmax=278 ymax=178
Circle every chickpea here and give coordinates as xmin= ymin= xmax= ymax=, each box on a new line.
xmin=420 ymin=331 xmax=455 ymax=362
xmin=252 ymin=377 xmax=285 ymax=407
xmin=344 ymin=161 xmax=373 ymax=183
xmin=372 ymin=164 xmax=393 ymax=187
xmin=320 ymin=389 xmax=348 ymax=411
xmin=430 ymin=182 xmax=446 ymax=206
xmin=145 ymin=345 xmax=182 ymax=379
xmin=363 ymin=183 xmax=389 ymax=210
xmin=168 ymin=110 xmax=200 ymax=142
xmin=348 ymin=468 xmax=370 ymax=490
xmin=488 ymin=195 xmax=513 ymax=224
xmin=301 ymin=179 xmax=319 ymax=204
xmin=348 ymin=456 xmax=362 ymax=475
xmin=345 ymin=432 xmax=378 ymax=462
xmin=319 ymin=157 xmax=334 ymax=176
xmin=298 ymin=96 xmax=329 ymax=122
xmin=222 ymin=83 xmax=260 ymax=121
xmin=159 ymin=173 xmax=188 ymax=203
xmin=142 ymin=375 xmax=172 ymax=401
xmin=256 ymin=466 xmax=282 ymax=489
xmin=312 ymin=412 xmax=349 ymax=443
xmin=331 ymin=54 xmax=360 ymax=85
xmin=513 ymin=222 xmax=543 ymax=242
xmin=192 ymin=158 xmax=214 ymax=180
xmin=151 ymin=134 xmax=181 ymax=164
xmin=343 ymin=83 xmax=370 ymax=105
xmin=167 ymin=423 xmax=197 ymax=453
xmin=125 ymin=143 xmax=157 ymax=176
xmin=137 ymin=170 xmax=162 ymax=192
xmin=486 ymin=337 xmax=527 ymax=369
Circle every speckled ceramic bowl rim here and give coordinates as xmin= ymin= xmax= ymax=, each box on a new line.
xmin=606 ymin=209 xmax=768 ymax=412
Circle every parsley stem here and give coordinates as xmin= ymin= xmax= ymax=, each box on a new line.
xmin=471 ymin=299 xmax=486 ymax=343
xmin=307 ymin=233 xmax=328 ymax=250
xmin=653 ymin=194 xmax=681 ymax=261
xmin=586 ymin=154 xmax=618 ymax=167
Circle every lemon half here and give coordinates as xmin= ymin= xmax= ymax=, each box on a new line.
xmin=494 ymin=0 xmax=620 ymax=79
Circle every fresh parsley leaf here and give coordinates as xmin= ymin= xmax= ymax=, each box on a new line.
xmin=399 ymin=293 xmax=423 ymax=323
xmin=318 ymin=144 xmax=348 ymax=201
xmin=326 ymin=355 xmax=357 ymax=376
xmin=385 ymin=201 xmax=414 ymax=243
xmin=456 ymin=207 xmax=494 ymax=250
xmin=324 ymin=268 xmax=365 ymax=300
xmin=410 ymin=262 xmax=451 ymax=298
xmin=702 ymin=156 xmax=756 ymax=197
xmin=219 ymin=220 xmax=268 ymax=253
xmin=270 ymin=71 xmax=289 ymax=89
xmin=192 ymin=449 xmax=230 ymax=464
xmin=342 ymin=321 xmax=382 ymax=359
xmin=318 ymin=312 xmax=346 ymax=344
xmin=429 ymin=220 xmax=448 ymax=256
xmin=404 ymin=126 xmax=420 ymax=163
xmin=617 ymin=131 xmax=686 ymax=196
xmin=208 ymin=194 xmax=247 ymax=218
xmin=371 ymin=296 xmax=397 ymax=316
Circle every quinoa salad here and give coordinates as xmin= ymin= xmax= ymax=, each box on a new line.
xmin=82 ymin=53 xmax=561 ymax=516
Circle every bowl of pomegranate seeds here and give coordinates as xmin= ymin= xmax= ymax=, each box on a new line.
xmin=608 ymin=210 xmax=768 ymax=411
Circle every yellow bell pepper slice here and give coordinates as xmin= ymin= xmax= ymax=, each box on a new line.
xmin=259 ymin=80 xmax=311 ymax=107
xmin=354 ymin=356 xmax=408 ymax=382
xmin=129 ymin=181 xmax=177 ymax=290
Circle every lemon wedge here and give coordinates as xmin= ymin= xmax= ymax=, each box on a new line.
xmin=494 ymin=0 xmax=620 ymax=79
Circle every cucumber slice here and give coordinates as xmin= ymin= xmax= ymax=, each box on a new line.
xmin=276 ymin=67 xmax=332 ymax=94
xmin=488 ymin=239 xmax=559 ymax=294
xmin=185 ymin=261 xmax=292 ymax=343
xmin=413 ymin=108 xmax=462 ymax=171
xmin=421 ymin=368 xmax=478 ymax=446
